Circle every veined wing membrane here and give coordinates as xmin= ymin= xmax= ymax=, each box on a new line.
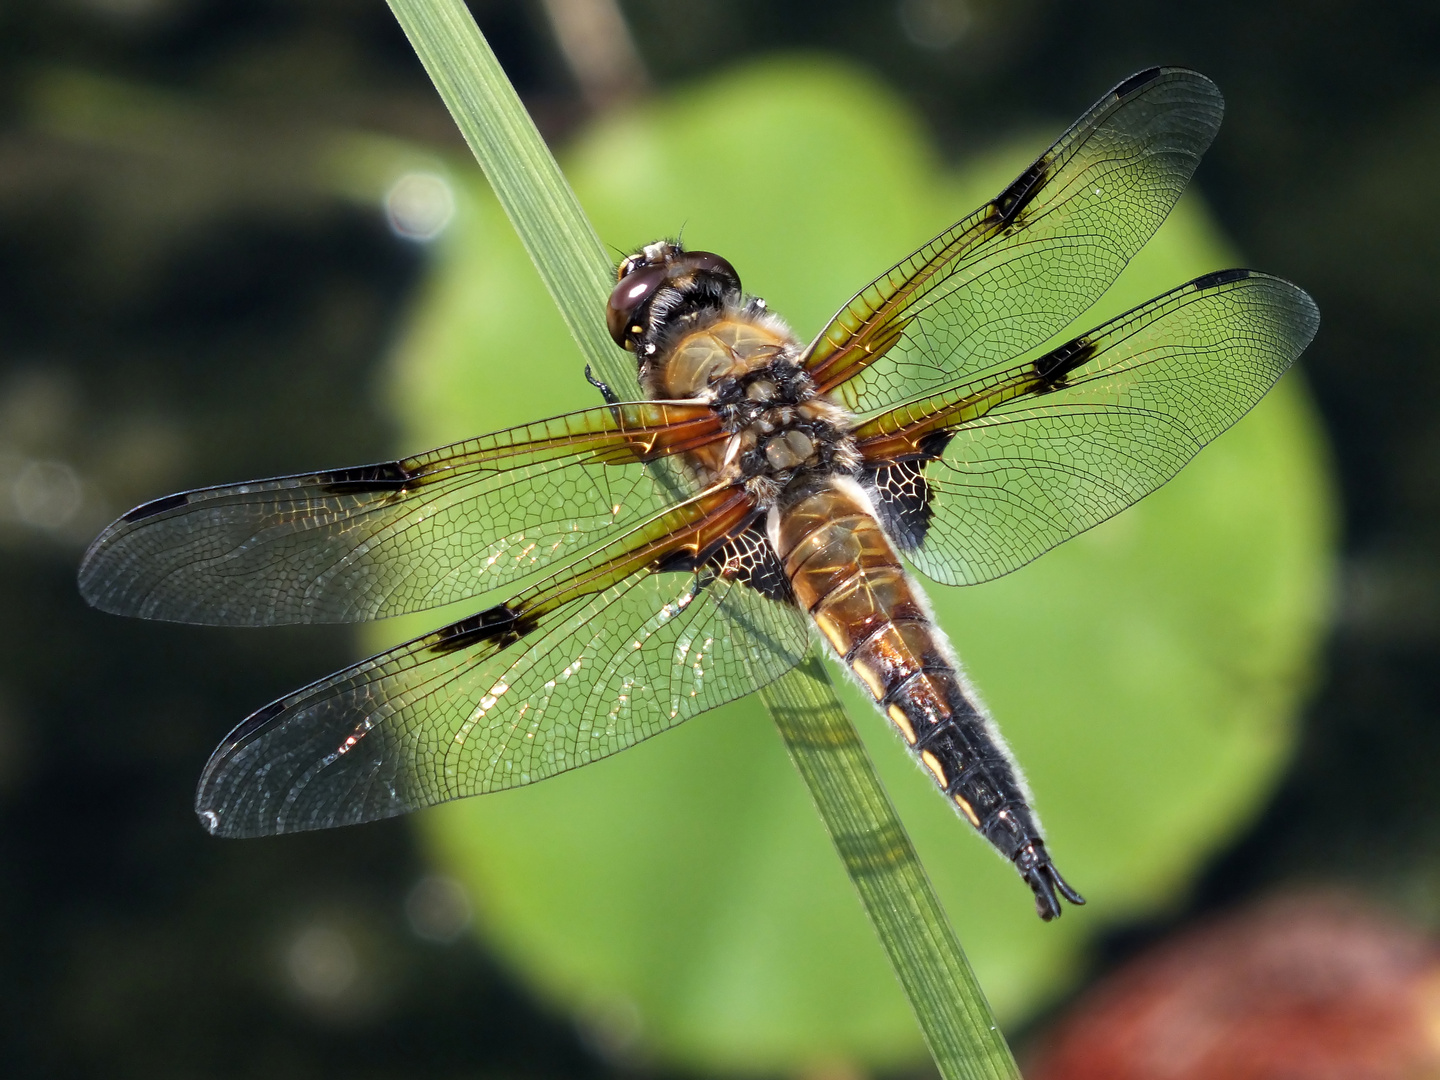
xmin=856 ymin=271 xmax=1319 ymax=586
xmin=78 ymin=401 xmax=722 ymax=626
xmin=194 ymin=489 xmax=810 ymax=838
xmin=804 ymin=67 xmax=1224 ymax=415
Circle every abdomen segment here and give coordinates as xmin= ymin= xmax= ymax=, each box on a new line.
xmin=772 ymin=478 xmax=1084 ymax=920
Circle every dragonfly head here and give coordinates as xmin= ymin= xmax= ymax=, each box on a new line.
xmin=607 ymin=241 xmax=742 ymax=351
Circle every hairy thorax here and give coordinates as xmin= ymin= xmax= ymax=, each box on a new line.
xmin=643 ymin=307 xmax=860 ymax=506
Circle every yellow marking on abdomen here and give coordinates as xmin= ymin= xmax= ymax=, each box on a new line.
xmin=887 ymin=704 xmax=917 ymax=745
xmin=920 ymin=749 xmax=947 ymax=787
xmin=953 ymin=795 xmax=980 ymax=827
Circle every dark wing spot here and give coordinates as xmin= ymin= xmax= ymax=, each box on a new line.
xmin=653 ymin=547 xmax=700 ymax=575
xmin=868 ymin=461 xmax=933 ymax=551
xmin=707 ymin=521 xmax=793 ymax=603
xmin=122 ymin=492 xmax=190 ymax=522
xmin=317 ymin=461 xmax=413 ymax=496
xmin=653 ymin=518 xmax=792 ymax=603
xmin=1112 ymin=66 xmax=1164 ymax=99
xmin=866 ymin=430 xmax=956 ymax=552
xmin=428 ymin=604 xmax=526 ymax=655
xmin=1033 ymin=335 xmax=1096 ymax=385
xmin=1192 ymin=267 xmax=1252 ymax=290
xmin=993 ymin=156 xmax=1049 ymax=228
xmin=914 ymin=429 xmax=956 ymax=460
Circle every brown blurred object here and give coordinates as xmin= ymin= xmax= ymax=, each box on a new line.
xmin=538 ymin=0 xmax=648 ymax=111
xmin=1026 ymin=892 xmax=1440 ymax=1080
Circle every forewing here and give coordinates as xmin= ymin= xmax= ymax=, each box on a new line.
xmin=857 ymin=271 xmax=1319 ymax=586
xmin=194 ymin=508 xmax=809 ymax=838
xmin=803 ymin=67 xmax=1224 ymax=415
xmin=78 ymin=401 xmax=720 ymax=626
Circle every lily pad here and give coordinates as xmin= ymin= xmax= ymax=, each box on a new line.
xmin=379 ymin=58 xmax=1335 ymax=1072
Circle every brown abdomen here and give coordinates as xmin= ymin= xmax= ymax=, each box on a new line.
xmin=772 ymin=478 xmax=1082 ymax=919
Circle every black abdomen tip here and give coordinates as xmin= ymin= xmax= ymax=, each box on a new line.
xmin=1019 ymin=846 xmax=1086 ymax=921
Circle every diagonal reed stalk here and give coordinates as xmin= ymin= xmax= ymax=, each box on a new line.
xmin=384 ymin=2 xmax=1022 ymax=1077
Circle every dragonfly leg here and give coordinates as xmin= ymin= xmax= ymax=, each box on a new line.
xmin=584 ymin=364 xmax=621 ymax=405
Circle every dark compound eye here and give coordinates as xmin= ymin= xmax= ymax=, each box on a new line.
xmin=606 ymin=264 xmax=669 ymax=348
xmin=683 ymin=250 xmax=741 ymax=293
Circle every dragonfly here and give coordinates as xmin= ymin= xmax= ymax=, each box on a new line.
xmin=79 ymin=68 xmax=1317 ymax=920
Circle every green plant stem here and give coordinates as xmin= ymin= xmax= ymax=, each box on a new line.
xmin=385 ymin=2 xmax=1021 ymax=1076
xmin=386 ymin=0 xmax=632 ymax=396
xmin=761 ymin=657 xmax=1021 ymax=1080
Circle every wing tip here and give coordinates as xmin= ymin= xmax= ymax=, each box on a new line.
xmin=193 ymin=799 xmax=283 ymax=840
xmin=192 ymin=697 xmax=291 ymax=839
xmin=76 ymin=533 xmax=127 ymax=613
xmin=1190 ymin=268 xmax=1322 ymax=352
xmin=1113 ymin=65 xmax=1220 ymax=95
xmin=1110 ymin=66 xmax=1224 ymax=122
xmin=78 ymin=492 xmax=190 ymax=615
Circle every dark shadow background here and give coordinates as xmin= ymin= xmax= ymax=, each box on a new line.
xmin=1 ymin=1 xmax=1437 ymax=1076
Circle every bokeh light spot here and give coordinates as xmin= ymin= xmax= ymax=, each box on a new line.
xmin=285 ymin=921 xmax=360 ymax=1004
xmin=385 ymin=173 xmax=456 ymax=242
xmin=404 ymin=875 xmax=472 ymax=943
xmin=897 ymin=0 xmax=972 ymax=49
xmin=11 ymin=459 xmax=83 ymax=529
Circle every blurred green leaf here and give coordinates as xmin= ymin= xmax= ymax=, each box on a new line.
xmin=380 ymin=57 xmax=1335 ymax=1072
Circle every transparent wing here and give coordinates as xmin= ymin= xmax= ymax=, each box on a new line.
xmin=856 ymin=271 xmax=1319 ymax=586
xmin=193 ymin=496 xmax=809 ymax=838
xmin=803 ymin=67 xmax=1224 ymax=415
xmin=78 ymin=401 xmax=721 ymax=626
